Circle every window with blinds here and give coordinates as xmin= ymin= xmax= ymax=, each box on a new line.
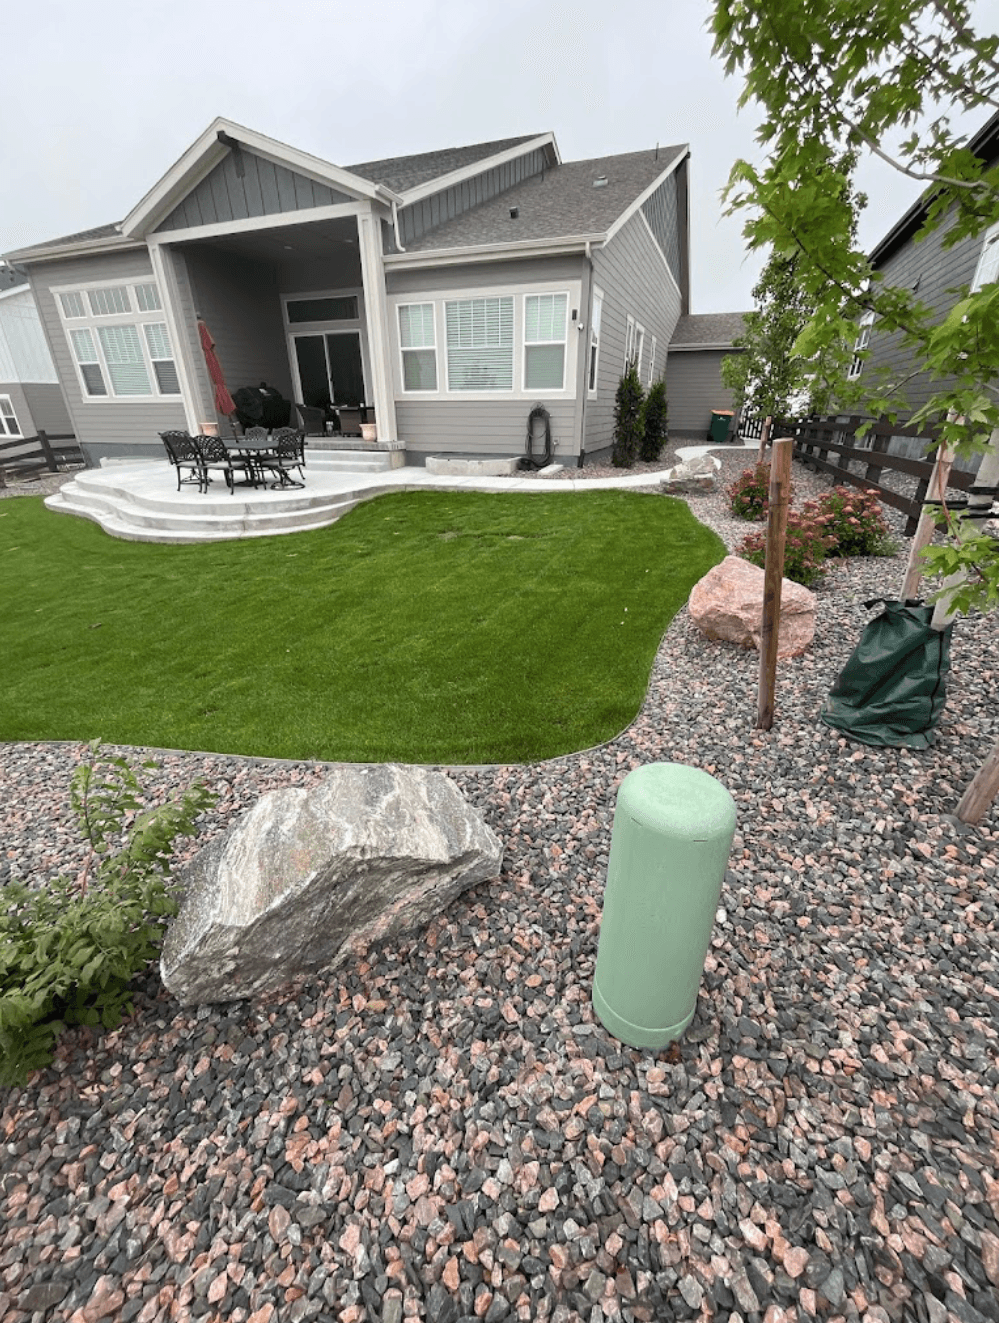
xmin=398 ymin=303 xmax=437 ymax=391
xmin=524 ymin=293 xmax=568 ymax=390
xmin=57 ymin=281 xmax=179 ymax=398
xmin=589 ymin=289 xmax=603 ymax=393
xmin=0 ymin=396 xmax=22 ymax=437
xmin=445 ymin=297 xmax=514 ymax=391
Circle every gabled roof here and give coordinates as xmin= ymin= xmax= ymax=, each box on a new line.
xmin=395 ymin=145 xmax=687 ymax=254
xmin=670 ymin=312 xmax=747 ymax=349
xmin=348 ymin=135 xmax=547 ymax=193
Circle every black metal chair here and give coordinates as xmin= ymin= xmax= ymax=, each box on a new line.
xmin=159 ymin=431 xmax=202 ymax=491
xmin=259 ymin=429 xmax=306 ymax=488
xmin=295 ymin=403 xmax=326 ymax=436
xmin=192 ymin=434 xmax=252 ymax=494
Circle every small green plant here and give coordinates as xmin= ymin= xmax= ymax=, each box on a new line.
xmin=612 ymin=363 xmax=645 ymax=468
xmin=809 ymin=486 xmax=895 ymax=557
xmin=0 ymin=741 xmax=214 ymax=1087
xmin=727 ymin=463 xmax=789 ymax=521
xmin=640 ymin=379 xmax=669 ymax=462
xmin=737 ymin=510 xmax=836 ymax=587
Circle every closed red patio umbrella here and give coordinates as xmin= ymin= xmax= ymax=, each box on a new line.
xmin=197 ymin=318 xmax=236 ymax=425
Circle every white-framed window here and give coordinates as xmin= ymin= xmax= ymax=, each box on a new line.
xmin=524 ymin=292 xmax=568 ymax=390
xmin=847 ymin=310 xmax=875 ymax=379
xmin=0 ymin=395 xmax=22 ymax=438
xmin=398 ymin=303 xmax=437 ymax=391
xmin=55 ymin=279 xmax=180 ymax=400
xmin=648 ymin=336 xmax=657 ymax=386
xmin=971 ymin=221 xmax=999 ymax=292
xmin=625 ymin=315 xmax=637 ymax=368
xmin=445 ymin=296 xmax=514 ymax=392
xmin=588 ymin=287 xmax=603 ymax=394
xmin=635 ymin=323 xmax=645 ymax=376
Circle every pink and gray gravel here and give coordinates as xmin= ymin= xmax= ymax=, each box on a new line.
xmin=2 ymin=449 xmax=998 ymax=1323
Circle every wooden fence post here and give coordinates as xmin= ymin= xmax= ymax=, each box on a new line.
xmin=757 ymin=436 xmax=794 ymax=731
xmin=37 ymin=431 xmax=58 ymax=473
xmin=757 ymin=415 xmax=772 ymax=464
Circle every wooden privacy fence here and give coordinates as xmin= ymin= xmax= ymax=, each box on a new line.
xmin=0 ymin=432 xmax=83 ymax=488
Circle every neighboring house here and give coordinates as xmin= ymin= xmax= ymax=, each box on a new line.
xmin=665 ymin=312 xmax=746 ymax=437
xmin=0 ymin=267 xmax=73 ymax=462
xmin=858 ymin=108 xmax=999 ymax=426
xmin=5 ymin=119 xmax=695 ymax=468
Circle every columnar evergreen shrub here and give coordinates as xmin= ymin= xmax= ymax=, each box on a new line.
xmin=612 ymin=364 xmax=645 ymax=468
xmin=640 ymin=379 xmax=669 ymax=462
xmin=0 ymin=742 xmax=214 ymax=1086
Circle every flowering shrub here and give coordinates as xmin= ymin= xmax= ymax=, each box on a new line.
xmin=810 ymin=486 xmax=894 ymax=557
xmin=727 ymin=463 xmax=794 ymax=521
xmin=737 ymin=510 xmax=836 ymax=587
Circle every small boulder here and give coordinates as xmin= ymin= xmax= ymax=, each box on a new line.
xmin=160 ymin=764 xmax=503 ymax=1006
xmin=688 ymin=554 xmax=815 ymax=658
xmin=660 ymin=454 xmax=719 ymax=494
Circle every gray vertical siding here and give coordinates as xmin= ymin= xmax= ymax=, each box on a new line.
xmin=181 ymin=245 xmax=294 ymax=406
xmin=390 ymin=150 xmax=548 ymax=251
xmin=641 ymin=168 xmax=682 ymax=291
xmin=585 ymin=211 xmax=682 ymax=458
xmin=156 ymin=151 xmax=354 ymax=232
xmin=865 ymin=209 xmax=990 ymax=414
xmin=665 ymin=349 xmax=740 ymax=435
xmin=27 ymin=249 xmax=187 ymax=460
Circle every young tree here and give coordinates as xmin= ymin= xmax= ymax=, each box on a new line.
xmin=712 ymin=2 xmax=999 ymax=578
xmin=711 ymin=0 xmax=999 ymax=814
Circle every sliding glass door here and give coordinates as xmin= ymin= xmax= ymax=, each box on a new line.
xmin=293 ymin=332 xmax=366 ymax=410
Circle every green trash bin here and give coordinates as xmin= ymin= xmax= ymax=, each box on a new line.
xmin=592 ymin=763 xmax=736 ymax=1050
xmin=708 ymin=410 xmax=734 ymax=444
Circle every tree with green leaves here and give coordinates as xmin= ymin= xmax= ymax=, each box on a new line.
xmin=712 ymin=1 xmax=999 ymax=582
xmin=721 ymin=249 xmax=846 ymax=419
xmin=711 ymin=0 xmax=999 ymax=816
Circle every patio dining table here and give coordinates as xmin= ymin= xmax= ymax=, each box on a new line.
xmin=227 ymin=436 xmax=278 ymax=488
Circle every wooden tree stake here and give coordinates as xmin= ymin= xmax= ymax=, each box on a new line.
xmin=957 ymin=738 xmax=999 ymax=823
xmin=900 ymin=443 xmax=954 ymax=601
xmin=757 ymin=436 xmax=793 ymax=731
xmin=757 ymin=415 xmax=772 ymax=463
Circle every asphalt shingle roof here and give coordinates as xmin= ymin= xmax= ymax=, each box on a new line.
xmin=347 ymin=136 xmax=543 ymax=194
xmin=401 ymin=146 xmax=687 ymax=251
xmin=670 ymin=312 xmax=748 ymax=347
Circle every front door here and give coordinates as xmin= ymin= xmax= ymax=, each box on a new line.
xmin=293 ymin=332 xmax=366 ymax=410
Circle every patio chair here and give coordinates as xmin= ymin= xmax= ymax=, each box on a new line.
xmin=192 ymin=434 xmax=252 ymax=494
xmin=159 ymin=431 xmax=202 ymax=491
xmin=295 ymin=403 xmax=327 ymax=436
xmin=259 ymin=428 xmax=306 ymax=488
xmin=243 ymin=425 xmax=269 ymax=442
xmin=337 ymin=406 xmax=362 ymax=436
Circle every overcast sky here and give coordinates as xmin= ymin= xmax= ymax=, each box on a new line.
xmin=1 ymin=0 xmax=977 ymax=313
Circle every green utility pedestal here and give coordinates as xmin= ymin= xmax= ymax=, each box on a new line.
xmin=592 ymin=763 xmax=736 ymax=1050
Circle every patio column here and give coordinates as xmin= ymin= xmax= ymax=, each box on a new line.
xmin=356 ymin=207 xmax=398 ymax=444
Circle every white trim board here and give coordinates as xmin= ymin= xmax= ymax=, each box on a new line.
xmin=399 ymin=134 xmax=559 ymax=206
xmin=146 ymin=201 xmax=369 ymax=249
xmin=603 ymin=148 xmax=689 ymax=247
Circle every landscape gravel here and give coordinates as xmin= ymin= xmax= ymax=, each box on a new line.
xmin=2 ymin=449 xmax=998 ymax=1323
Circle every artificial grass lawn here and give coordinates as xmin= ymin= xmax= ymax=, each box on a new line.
xmin=0 ymin=490 xmax=724 ymax=763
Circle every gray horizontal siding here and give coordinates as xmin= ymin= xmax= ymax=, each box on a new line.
xmin=397 ymin=399 xmax=576 ymax=461
xmin=866 ymin=207 xmax=992 ymax=414
xmin=157 ymin=150 xmax=354 ymax=233
xmin=391 ymin=150 xmax=548 ymax=251
xmin=585 ymin=211 xmax=682 ymax=456
xmin=27 ymin=250 xmax=186 ymax=454
xmin=0 ymin=383 xmax=38 ymax=449
xmin=665 ymin=349 xmax=739 ymax=434
xmin=18 ymin=382 xmax=73 ymax=436
xmin=386 ymin=254 xmax=584 ymax=296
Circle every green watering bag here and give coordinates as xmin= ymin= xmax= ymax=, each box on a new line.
xmin=820 ymin=599 xmax=953 ymax=748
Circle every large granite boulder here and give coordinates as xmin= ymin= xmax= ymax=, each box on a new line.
xmin=160 ymin=764 xmax=503 ymax=1006
xmin=660 ymin=454 xmax=719 ymax=494
xmin=688 ymin=554 xmax=815 ymax=658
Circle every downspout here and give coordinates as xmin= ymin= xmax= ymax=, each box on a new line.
xmin=576 ymin=241 xmax=594 ymax=467
xmin=391 ymin=199 xmax=406 ymax=253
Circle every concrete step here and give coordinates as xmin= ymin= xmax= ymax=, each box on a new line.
xmin=66 ymin=470 xmax=358 ymax=518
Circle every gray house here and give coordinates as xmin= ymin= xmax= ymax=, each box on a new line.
xmin=0 ymin=269 xmax=73 ymax=461
xmin=665 ymin=312 xmax=746 ymax=438
xmin=6 ymin=119 xmax=693 ymax=469
xmin=859 ymin=108 xmax=999 ymax=418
